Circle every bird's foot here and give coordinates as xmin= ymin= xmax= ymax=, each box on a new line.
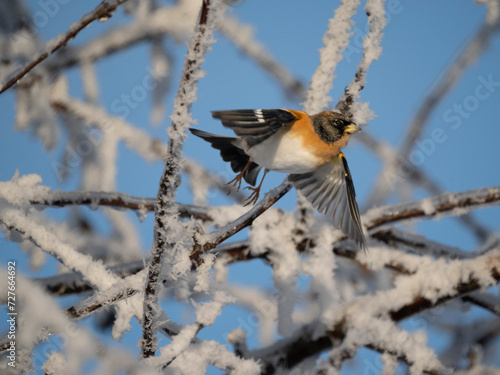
xmin=244 ymin=186 xmax=261 ymax=206
xmin=226 ymin=173 xmax=244 ymax=195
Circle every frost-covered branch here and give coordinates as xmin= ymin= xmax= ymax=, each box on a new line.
xmin=0 ymin=207 xmax=119 ymax=290
xmin=248 ymin=249 xmax=500 ymax=373
xmin=364 ymin=185 xmax=500 ymax=230
xmin=34 ymin=260 xmax=144 ymax=296
xmin=303 ymin=0 xmax=360 ymax=114
xmin=336 ymin=0 xmax=387 ymax=116
xmin=0 ymin=0 xmax=130 ymax=94
xmin=141 ymin=0 xmax=223 ymax=358
xmin=46 ymin=3 xmax=197 ymax=74
xmin=192 ymin=179 xmax=292 ymax=262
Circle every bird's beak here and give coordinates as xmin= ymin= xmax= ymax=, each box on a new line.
xmin=345 ymin=123 xmax=361 ymax=134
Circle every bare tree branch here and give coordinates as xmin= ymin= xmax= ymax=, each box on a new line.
xmin=0 ymin=0 xmax=130 ymax=94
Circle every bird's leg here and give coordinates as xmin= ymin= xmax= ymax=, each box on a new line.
xmin=227 ymin=160 xmax=252 ymax=195
xmin=244 ymin=169 xmax=269 ymax=206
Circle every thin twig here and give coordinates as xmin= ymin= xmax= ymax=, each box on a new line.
xmin=0 ymin=0 xmax=130 ymax=94
xmin=191 ymin=180 xmax=292 ymax=263
xmin=23 ymin=190 xmax=211 ymax=221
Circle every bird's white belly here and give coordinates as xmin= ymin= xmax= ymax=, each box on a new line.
xmin=245 ymin=130 xmax=323 ymax=174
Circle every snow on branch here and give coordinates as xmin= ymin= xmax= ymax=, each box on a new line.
xmin=364 ymin=185 xmax=500 ymax=230
xmin=192 ymin=179 xmax=292 ymax=262
xmin=336 ymin=0 xmax=387 ymax=118
xmin=247 ymin=248 xmax=500 ymax=373
xmin=0 ymin=0 xmax=130 ymax=95
xmin=303 ymin=0 xmax=360 ymax=114
xmin=0 ymin=205 xmax=119 ymax=290
xmin=141 ymin=0 xmax=224 ymax=358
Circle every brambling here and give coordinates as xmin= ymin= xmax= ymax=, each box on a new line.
xmin=190 ymin=109 xmax=366 ymax=249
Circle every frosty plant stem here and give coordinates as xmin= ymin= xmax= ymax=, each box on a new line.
xmin=0 ymin=0 xmax=130 ymax=95
xmin=141 ymin=0 xmax=221 ymax=359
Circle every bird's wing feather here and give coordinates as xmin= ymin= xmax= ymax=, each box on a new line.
xmin=288 ymin=153 xmax=366 ymax=249
xmin=211 ymin=109 xmax=298 ymax=147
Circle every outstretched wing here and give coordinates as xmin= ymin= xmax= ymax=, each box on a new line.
xmin=288 ymin=153 xmax=366 ymax=250
xmin=211 ymin=109 xmax=298 ymax=147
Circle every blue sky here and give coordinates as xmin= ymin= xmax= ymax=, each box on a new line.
xmin=1 ymin=0 xmax=500 ymax=373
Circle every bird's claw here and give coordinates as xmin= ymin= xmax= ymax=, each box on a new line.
xmin=226 ymin=174 xmax=243 ymax=195
xmin=244 ymin=186 xmax=260 ymax=206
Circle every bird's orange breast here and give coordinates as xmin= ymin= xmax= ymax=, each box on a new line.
xmin=286 ymin=109 xmax=350 ymax=165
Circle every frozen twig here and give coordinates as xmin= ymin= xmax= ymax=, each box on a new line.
xmin=303 ymin=0 xmax=360 ymax=114
xmin=191 ymin=179 xmax=292 ymax=262
xmin=0 ymin=0 xmax=130 ymax=94
xmin=336 ymin=0 xmax=387 ymax=115
xmin=46 ymin=3 xmax=197 ymax=73
xmin=34 ymin=260 xmax=145 ymax=296
xmin=141 ymin=0 xmax=222 ymax=358
xmin=461 ymin=292 xmax=500 ymax=317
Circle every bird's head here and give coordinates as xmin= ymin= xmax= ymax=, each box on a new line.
xmin=312 ymin=111 xmax=361 ymax=143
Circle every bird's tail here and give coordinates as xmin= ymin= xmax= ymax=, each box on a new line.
xmin=189 ymin=128 xmax=262 ymax=186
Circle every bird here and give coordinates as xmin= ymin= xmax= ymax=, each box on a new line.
xmin=189 ymin=109 xmax=366 ymax=249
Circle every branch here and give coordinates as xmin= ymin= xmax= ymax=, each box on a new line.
xmin=248 ymin=249 xmax=500 ymax=373
xmin=191 ymin=180 xmax=292 ymax=262
xmin=142 ymin=0 xmax=222 ymax=358
xmin=336 ymin=0 xmax=387 ymax=116
xmin=0 ymin=207 xmax=119 ymax=290
xmin=0 ymin=0 xmax=130 ymax=94
xmin=34 ymin=260 xmax=145 ymax=296
xmin=23 ymin=190 xmax=211 ymax=221
xmin=302 ymin=0 xmax=360 ymax=114
xmin=364 ymin=185 xmax=500 ymax=230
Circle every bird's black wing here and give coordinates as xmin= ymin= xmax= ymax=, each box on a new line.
xmin=211 ymin=109 xmax=297 ymax=147
xmin=288 ymin=153 xmax=366 ymax=250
